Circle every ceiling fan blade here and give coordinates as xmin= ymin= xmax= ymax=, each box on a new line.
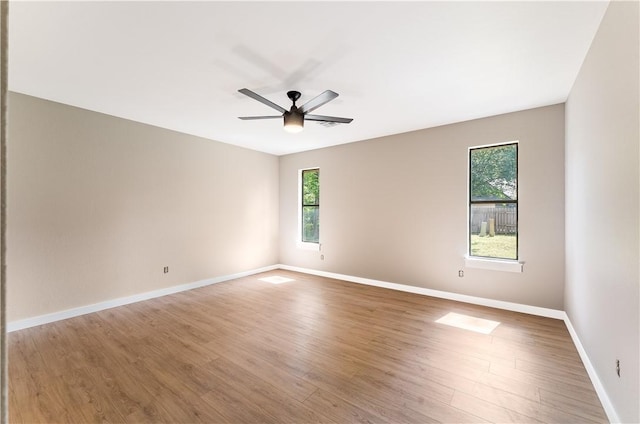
xmin=238 ymin=116 xmax=282 ymax=120
xmin=238 ymin=88 xmax=287 ymax=114
xmin=304 ymin=114 xmax=353 ymax=124
xmin=299 ymin=90 xmax=339 ymax=114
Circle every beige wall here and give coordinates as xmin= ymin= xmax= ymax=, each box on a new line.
xmin=280 ymin=104 xmax=565 ymax=310
xmin=565 ymin=1 xmax=639 ymax=422
xmin=7 ymin=93 xmax=279 ymax=322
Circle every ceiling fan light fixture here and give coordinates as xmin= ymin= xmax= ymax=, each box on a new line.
xmin=238 ymin=88 xmax=352 ymax=132
xmin=283 ymin=111 xmax=304 ymax=133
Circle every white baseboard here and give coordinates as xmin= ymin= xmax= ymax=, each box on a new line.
xmin=7 ymin=264 xmax=278 ymax=332
xmin=563 ymin=314 xmax=619 ymax=423
xmin=277 ymin=264 xmax=565 ymax=319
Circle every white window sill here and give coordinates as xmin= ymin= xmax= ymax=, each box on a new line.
xmin=297 ymin=241 xmax=320 ymax=251
xmin=465 ymin=256 xmax=523 ymax=273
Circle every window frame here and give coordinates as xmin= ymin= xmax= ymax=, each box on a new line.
xmin=297 ymin=167 xmax=321 ymax=251
xmin=467 ymin=141 xmax=520 ymax=264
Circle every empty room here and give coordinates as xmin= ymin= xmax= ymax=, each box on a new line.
xmin=1 ymin=1 xmax=638 ymax=423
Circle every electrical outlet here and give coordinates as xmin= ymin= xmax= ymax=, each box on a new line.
xmin=320 ymin=254 xmax=325 ymax=260
xmin=458 ymin=270 xmax=464 ymax=277
xmin=163 ymin=266 xmax=169 ymax=274
xmin=616 ymin=359 xmax=620 ymax=377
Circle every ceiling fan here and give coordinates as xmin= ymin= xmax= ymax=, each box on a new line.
xmin=238 ymin=88 xmax=353 ymax=133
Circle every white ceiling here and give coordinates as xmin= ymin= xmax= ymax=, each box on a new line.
xmin=9 ymin=1 xmax=609 ymax=156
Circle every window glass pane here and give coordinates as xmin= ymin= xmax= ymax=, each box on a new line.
xmin=302 ymin=169 xmax=319 ymax=206
xmin=302 ymin=206 xmax=319 ymax=243
xmin=469 ymin=203 xmax=517 ymax=259
xmin=470 ymin=144 xmax=517 ymax=202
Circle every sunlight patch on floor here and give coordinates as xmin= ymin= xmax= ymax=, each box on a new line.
xmin=258 ymin=276 xmax=295 ymax=285
xmin=435 ymin=312 xmax=500 ymax=334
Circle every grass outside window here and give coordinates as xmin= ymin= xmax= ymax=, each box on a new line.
xmin=470 ymin=234 xmax=517 ymax=260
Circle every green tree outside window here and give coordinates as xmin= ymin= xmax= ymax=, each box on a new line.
xmin=469 ymin=144 xmax=518 ymax=260
xmin=302 ymin=169 xmax=319 ymax=243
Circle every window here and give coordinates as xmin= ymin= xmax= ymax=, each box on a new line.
xmin=469 ymin=143 xmax=518 ymax=260
xmin=301 ymin=168 xmax=320 ymax=244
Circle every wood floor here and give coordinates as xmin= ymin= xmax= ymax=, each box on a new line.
xmin=9 ymin=270 xmax=607 ymax=423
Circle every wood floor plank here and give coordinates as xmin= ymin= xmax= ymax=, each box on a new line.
xmin=539 ymin=388 xmax=608 ymax=422
xmin=302 ymin=367 xmax=444 ymax=424
xmin=67 ymin=319 xmax=186 ymax=422
xmin=7 ymin=383 xmax=23 ymax=424
xmin=451 ymin=390 xmax=543 ymax=423
xmin=303 ymin=388 xmax=389 ymax=424
xmin=369 ymin=335 xmax=492 ymax=380
xmin=516 ymin=357 xmax=593 ymax=386
xmin=467 ymin=381 xmax=602 ymax=423
xmin=350 ymin=369 xmax=486 ymax=423
xmin=202 ymin=356 xmax=332 ymax=423
xmin=9 ymin=270 xmax=607 ymax=423
xmin=15 ymin=328 xmax=101 ymax=422
xmin=490 ymin=361 xmax=602 ymax=402
xmin=204 ymin=333 xmax=319 ymax=402
xmin=474 ymin=369 xmax=542 ymax=402
xmin=351 ymin=364 xmax=455 ymax=405
xmin=199 ymin=379 xmax=283 ymax=424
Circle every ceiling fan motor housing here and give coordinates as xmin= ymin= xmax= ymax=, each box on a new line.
xmin=284 ymin=109 xmax=304 ymax=132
